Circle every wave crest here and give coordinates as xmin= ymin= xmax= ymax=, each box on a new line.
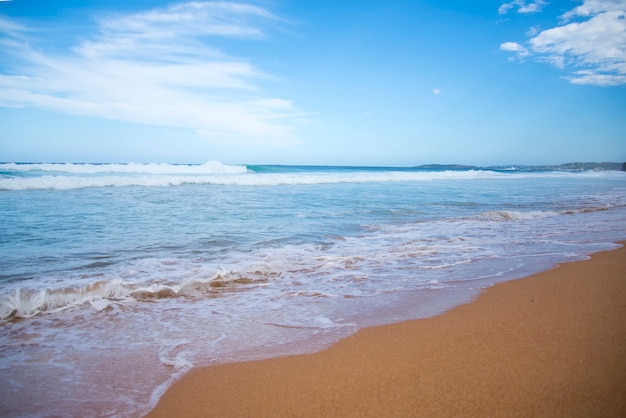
xmin=2 ymin=167 xmax=618 ymax=191
xmin=482 ymin=210 xmax=561 ymax=221
xmin=480 ymin=205 xmax=620 ymax=222
xmin=0 ymin=161 xmax=247 ymax=175
xmin=0 ymin=274 xmax=269 ymax=320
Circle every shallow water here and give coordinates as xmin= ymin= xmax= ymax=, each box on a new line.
xmin=1 ymin=162 xmax=625 ymax=417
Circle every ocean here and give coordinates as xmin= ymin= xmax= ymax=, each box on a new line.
xmin=1 ymin=161 xmax=625 ymax=417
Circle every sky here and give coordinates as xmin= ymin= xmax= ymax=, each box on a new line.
xmin=0 ymin=0 xmax=625 ymax=166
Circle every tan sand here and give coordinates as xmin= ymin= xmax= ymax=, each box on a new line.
xmin=146 ymin=244 xmax=626 ymax=417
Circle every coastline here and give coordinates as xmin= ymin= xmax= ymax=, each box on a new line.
xmin=146 ymin=243 xmax=626 ymax=417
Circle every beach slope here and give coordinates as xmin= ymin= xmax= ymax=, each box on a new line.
xmin=146 ymin=244 xmax=626 ymax=417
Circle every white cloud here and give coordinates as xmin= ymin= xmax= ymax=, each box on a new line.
xmin=561 ymin=0 xmax=626 ymax=19
xmin=0 ymin=1 xmax=302 ymax=147
xmin=500 ymin=41 xmax=530 ymax=57
xmin=501 ymin=0 xmax=626 ymax=86
xmin=432 ymin=88 xmax=441 ymax=95
xmin=566 ymin=69 xmax=626 ymax=85
xmin=499 ymin=1 xmax=548 ymax=15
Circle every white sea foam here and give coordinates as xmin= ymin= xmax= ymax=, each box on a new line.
xmin=2 ymin=165 xmax=625 ymax=418
xmin=0 ymin=204 xmax=602 ymax=320
xmin=0 ymin=279 xmax=132 ymax=319
xmin=0 ymin=161 xmax=247 ymax=175
xmin=479 ymin=206 xmax=625 ymax=222
xmin=0 ymin=167 xmax=617 ymax=191
xmin=482 ymin=210 xmax=562 ymax=221
xmin=0 ymin=175 xmax=195 ymax=190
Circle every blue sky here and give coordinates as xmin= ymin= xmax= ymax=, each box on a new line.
xmin=1 ymin=0 xmax=625 ymax=165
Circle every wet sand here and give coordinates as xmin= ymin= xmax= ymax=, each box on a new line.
xmin=146 ymin=243 xmax=626 ymax=417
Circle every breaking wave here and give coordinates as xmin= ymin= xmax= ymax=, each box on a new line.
xmin=479 ymin=206 xmax=620 ymax=222
xmin=0 ymin=274 xmax=269 ymax=320
xmin=0 ymin=161 xmax=247 ymax=175
xmin=1 ymin=163 xmax=619 ymax=191
xmin=481 ymin=210 xmax=562 ymax=221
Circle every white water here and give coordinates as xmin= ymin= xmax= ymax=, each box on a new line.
xmin=1 ymin=163 xmax=625 ymax=417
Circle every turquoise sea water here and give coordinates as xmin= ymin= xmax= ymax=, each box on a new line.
xmin=1 ymin=162 xmax=626 ymax=417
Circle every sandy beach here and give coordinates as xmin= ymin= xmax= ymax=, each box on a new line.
xmin=146 ymin=243 xmax=626 ymax=417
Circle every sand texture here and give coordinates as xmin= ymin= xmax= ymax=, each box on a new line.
xmin=146 ymin=244 xmax=626 ymax=417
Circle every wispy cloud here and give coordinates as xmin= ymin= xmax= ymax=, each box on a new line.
xmin=499 ymin=0 xmax=548 ymax=15
xmin=500 ymin=0 xmax=626 ymax=86
xmin=0 ymin=1 xmax=303 ymax=146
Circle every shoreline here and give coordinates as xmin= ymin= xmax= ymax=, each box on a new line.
xmin=146 ymin=243 xmax=626 ymax=417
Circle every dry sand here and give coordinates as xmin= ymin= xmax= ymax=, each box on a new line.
xmin=146 ymin=243 xmax=626 ymax=417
